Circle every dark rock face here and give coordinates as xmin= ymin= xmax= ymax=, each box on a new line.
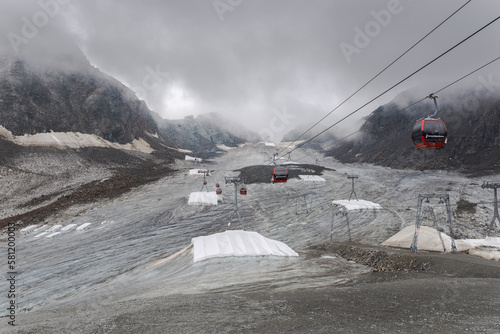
xmin=327 ymin=89 xmax=500 ymax=175
xmin=0 ymin=57 xmax=157 ymax=144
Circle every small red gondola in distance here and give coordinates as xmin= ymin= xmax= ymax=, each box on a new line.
xmin=216 ymin=188 xmax=222 ymax=195
xmin=411 ymin=118 xmax=447 ymax=149
xmin=240 ymin=187 xmax=247 ymax=195
xmin=272 ymin=166 xmax=289 ymax=183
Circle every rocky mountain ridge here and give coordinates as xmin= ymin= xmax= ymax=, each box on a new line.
xmin=0 ymin=55 xmax=158 ymax=145
xmin=154 ymin=112 xmax=260 ymax=155
xmin=0 ymin=47 xmax=257 ymax=154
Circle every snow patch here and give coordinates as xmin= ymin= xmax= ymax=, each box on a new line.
xmin=34 ymin=232 xmax=48 ymax=238
xmin=185 ymin=155 xmax=202 ymax=162
xmin=468 ymin=248 xmax=500 ymax=261
xmin=383 ymin=226 xmax=500 ymax=260
xmin=188 ymin=192 xmax=219 ymax=206
xmin=382 ymin=226 xmax=463 ymax=252
xmin=146 ymin=131 xmax=159 ymax=139
xmin=332 ymin=200 xmax=383 ymax=211
xmin=263 ymin=142 xmax=276 ymax=147
xmin=21 ymin=225 xmax=38 ymax=233
xmin=46 ymin=225 xmax=63 ymax=233
xmin=76 ymin=223 xmax=92 ymax=231
xmin=217 ymin=144 xmax=236 ymax=151
xmin=192 ymin=230 xmax=299 ymax=263
xmin=61 ymin=224 xmax=78 ymax=232
xmin=299 ymin=175 xmax=326 ymax=182
xmin=33 ymin=225 xmax=47 ymax=232
xmin=0 ymin=126 xmax=154 ymax=154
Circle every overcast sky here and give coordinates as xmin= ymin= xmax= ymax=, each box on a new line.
xmin=1 ymin=0 xmax=499 ymax=140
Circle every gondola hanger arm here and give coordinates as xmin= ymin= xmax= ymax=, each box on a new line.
xmin=428 ymin=93 xmax=439 ymax=118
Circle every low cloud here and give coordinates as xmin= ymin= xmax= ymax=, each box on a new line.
xmin=1 ymin=0 xmax=499 ymax=141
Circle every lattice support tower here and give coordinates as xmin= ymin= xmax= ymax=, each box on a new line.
xmin=198 ymin=170 xmax=210 ymax=192
xmin=295 ymin=192 xmax=317 ymax=215
xmin=481 ymin=181 xmax=500 ymax=236
xmin=348 ymin=176 xmax=359 ymax=201
xmin=410 ymin=193 xmax=458 ymax=254
xmin=225 ymin=177 xmax=247 ymax=230
xmin=331 ymin=210 xmax=351 ymax=242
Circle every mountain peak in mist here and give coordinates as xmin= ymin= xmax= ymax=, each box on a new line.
xmin=0 ymin=45 xmax=158 ymax=144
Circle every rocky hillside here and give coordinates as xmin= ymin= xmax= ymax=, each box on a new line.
xmin=155 ymin=112 xmax=260 ymax=155
xmin=0 ymin=54 xmax=158 ymax=145
xmin=327 ymin=87 xmax=500 ymax=175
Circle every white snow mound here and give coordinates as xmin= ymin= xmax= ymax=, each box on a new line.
xmin=188 ymin=192 xmax=218 ymax=206
xmin=382 ymin=226 xmax=468 ymax=252
xmin=76 ymin=223 xmax=92 ymax=231
xmin=468 ymin=248 xmax=500 ymax=261
xmin=192 ymin=230 xmax=299 ymax=263
xmin=332 ymin=199 xmax=383 ymax=211
xmin=185 ymin=155 xmax=202 ymax=162
xmin=383 ymin=227 xmax=500 ymax=260
xmin=299 ymin=175 xmax=326 ymax=182
xmin=21 ymin=225 xmax=38 ymax=233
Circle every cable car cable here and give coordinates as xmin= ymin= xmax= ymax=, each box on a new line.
xmin=434 ymin=56 xmax=500 ymax=95
xmin=290 ymin=55 xmax=500 ymax=163
xmin=282 ymin=15 xmax=500 ymax=158
xmin=275 ymin=0 xmax=473 ymax=158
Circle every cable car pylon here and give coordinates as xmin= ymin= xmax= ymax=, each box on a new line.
xmin=225 ymin=176 xmax=247 ymax=230
xmin=348 ymin=176 xmax=359 ymax=201
xmin=410 ymin=193 xmax=458 ymax=254
xmin=198 ymin=170 xmax=210 ymax=191
xmin=482 ymin=181 xmax=500 ymax=236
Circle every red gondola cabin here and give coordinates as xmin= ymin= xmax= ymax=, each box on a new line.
xmin=411 ymin=118 xmax=447 ymax=149
xmin=272 ymin=167 xmax=289 ymax=183
xmin=240 ymin=187 xmax=247 ymax=195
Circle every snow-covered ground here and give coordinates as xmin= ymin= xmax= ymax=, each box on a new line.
xmin=1 ymin=142 xmax=499 ymax=317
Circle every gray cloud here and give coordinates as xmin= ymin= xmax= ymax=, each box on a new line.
xmin=1 ymin=0 xmax=499 ymax=140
